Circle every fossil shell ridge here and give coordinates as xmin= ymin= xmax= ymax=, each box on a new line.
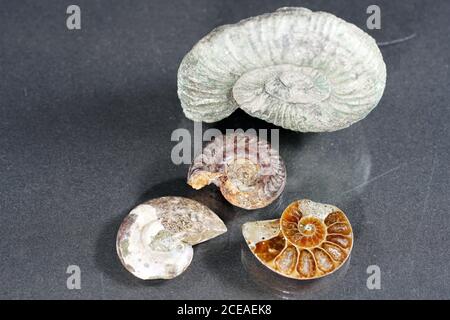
xmin=187 ymin=132 xmax=286 ymax=209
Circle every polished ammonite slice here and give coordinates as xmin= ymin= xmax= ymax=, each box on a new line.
xmin=242 ymin=199 xmax=353 ymax=279
xmin=187 ymin=132 xmax=286 ymax=210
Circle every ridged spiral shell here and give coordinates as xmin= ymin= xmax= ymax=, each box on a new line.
xmin=178 ymin=7 xmax=386 ymax=132
xmin=242 ymin=199 xmax=353 ymax=279
xmin=187 ymin=132 xmax=286 ymax=210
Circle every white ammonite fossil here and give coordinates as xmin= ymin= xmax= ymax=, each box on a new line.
xmin=242 ymin=199 xmax=353 ymax=279
xmin=178 ymin=7 xmax=386 ymax=132
xmin=116 ymin=197 xmax=227 ymax=280
xmin=187 ymin=132 xmax=286 ymax=210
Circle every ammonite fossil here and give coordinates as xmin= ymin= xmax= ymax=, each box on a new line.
xmin=178 ymin=7 xmax=386 ymax=132
xmin=242 ymin=199 xmax=353 ymax=279
xmin=116 ymin=197 xmax=227 ymax=280
xmin=187 ymin=132 xmax=286 ymax=210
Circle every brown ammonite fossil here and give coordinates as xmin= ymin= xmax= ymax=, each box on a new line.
xmin=187 ymin=132 xmax=286 ymax=210
xmin=242 ymin=199 xmax=353 ymax=279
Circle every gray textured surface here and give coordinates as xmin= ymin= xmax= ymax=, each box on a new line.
xmin=0 ymin=0 xmax=449 ymax=299
xmin=178 ymin=7 xmax=386 ymax=132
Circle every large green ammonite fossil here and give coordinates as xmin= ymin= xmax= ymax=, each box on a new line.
xmin=178 ymin=7 xmax=386 ymax=132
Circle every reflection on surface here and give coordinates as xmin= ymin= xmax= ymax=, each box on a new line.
xmin=241 ymin=241 xmax=351 ymax=299
xmin=281 ymin=127 xmax=372 ymax=203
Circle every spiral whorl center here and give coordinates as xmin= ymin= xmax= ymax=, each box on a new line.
xmin=225 ymin=158 xmax=259 ymax=190
xmin=298 ymin=221 xmax=316 ymax=235
xmin=262 ymin=65 xmax=331 ymax=104
xmin=280 ymin=202 xmax=327 ymax=248
xmin=278 ymin=71 xmax=314 ymax=90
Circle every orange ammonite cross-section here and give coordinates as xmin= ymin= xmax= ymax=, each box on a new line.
xmin=242 ymin=199 xmax=354 ymax=280
xmin=253 ymin=234 xmax=286 ymax=263
xmin=280 ymin=202 xmax=327 ymax=248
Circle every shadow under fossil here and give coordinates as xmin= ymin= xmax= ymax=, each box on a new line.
xmin=200 ymin=237 xmax=273 ymax=299
xmin=201 ymin=108 xmax=311 ymax=152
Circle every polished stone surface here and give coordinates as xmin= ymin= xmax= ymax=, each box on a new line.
xmin=0 ymin=0 xmax=449 ymax=299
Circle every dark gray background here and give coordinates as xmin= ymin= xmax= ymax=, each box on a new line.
xmin=0 ymin=0 xmax=449 ymax=299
